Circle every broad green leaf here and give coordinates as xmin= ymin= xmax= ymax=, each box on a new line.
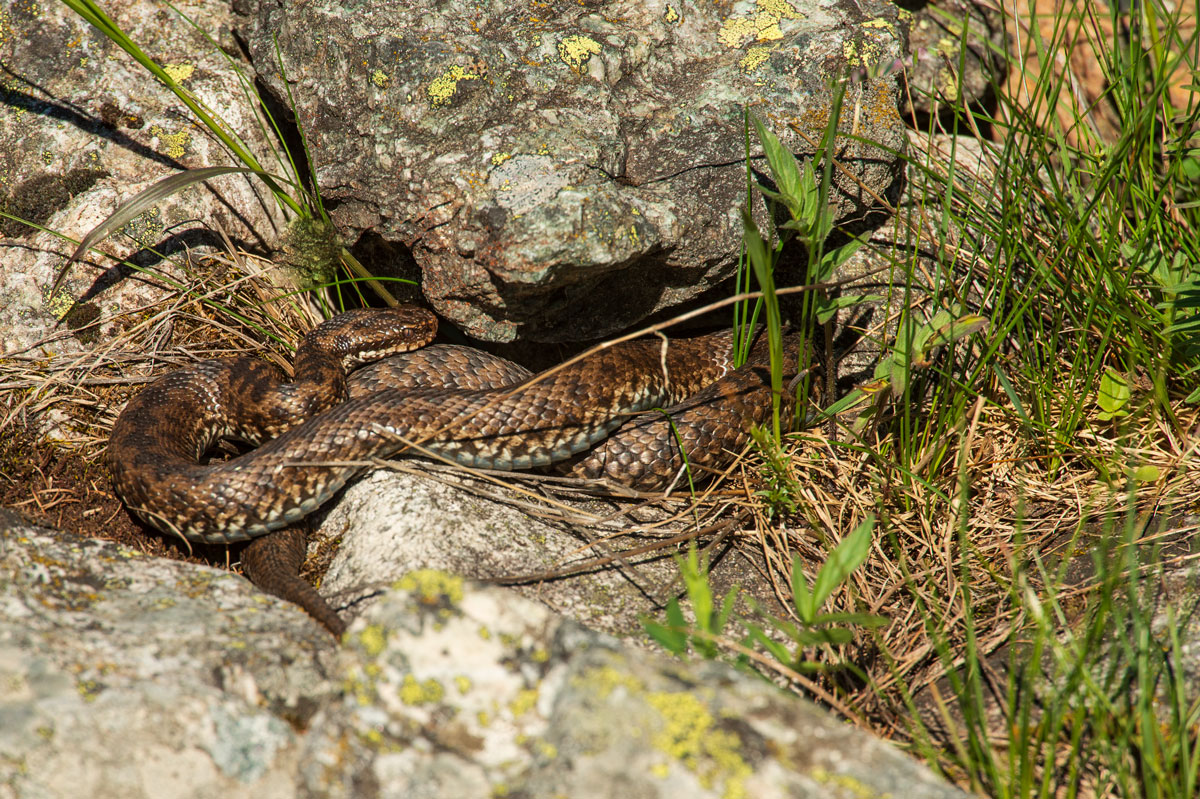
xmin=643 ymin=616 xmax=688 ymax=654
xmin=716 ymin=585 xmax=741 ymax=634
xmin=922 ymin=314 xmax=990 ymax=352
xmin=815 ymin=233 xmax=867 ymax=280
xmin=790 ymin=554 xmax=814 ymax=621
xmin=1130 ymin=465 xmax=1160 ymax=482
xmin=742 ymin=208 xmax=771 ymax=279
xmin=1097 ymin=369 xmax=1131 ymax=419
xmin=764 ymin=609 xmax=805 ymax=645
xmin=815 ymin=293 xmax=883 ymax=325
xmin=746 ymin=626 xmax=793 ymax=664
xmin=812 ymin=611 xmax=890 ymax=628
xmin=750 ymin=114 xmax=803 ymax=212
xmin=810 ymin=516 xmax=875 ymax=612
xmin=804 ymin=627 xmax=855 ymax=646
xmin=679 ymin=546 xmax=713 ymax=632
xmin=817 ymin=387 xmax=870 ymax=418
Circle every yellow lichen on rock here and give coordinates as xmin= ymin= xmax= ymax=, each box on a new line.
xmin=718 ymin=0 xmax=802 ymax=48
xmin=739 ymin=45 xmax=772 ymax=73
xmin=557 ymin=34 xmax=602 ymax=74
xmin=148 ymin=125 xmax=190 ymax=158
xmin=356 ymin=623 xmax=388 ymax=657
xmin=395 ymin=569 xmax=464 ymax=604
xmin=162 ymin=63 xmax=194 ymax=83
xmin=508 ymin=687 xmax=539 ymax=718
xmin=427 ymin=64 xmax=481 ymax=107
xmin=399 ymin=674 xmax=446 ymax=705
xmin=646 ymin=691 xmax=751 ymax=799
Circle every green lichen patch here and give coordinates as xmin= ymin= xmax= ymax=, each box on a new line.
xmin=278 ymin=216 xmax=342 ymax=290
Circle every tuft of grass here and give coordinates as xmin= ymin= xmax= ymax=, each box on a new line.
xmin=643 ymin=0 xmax=1200 ymax=796
xmin=54 ymin=0 xmax=399 ymax=311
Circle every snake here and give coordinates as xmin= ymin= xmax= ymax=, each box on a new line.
xmin=107 ymin=305 xmax=797 ymax=633
xmin=108 ymin=305 xmax=797 ymax=545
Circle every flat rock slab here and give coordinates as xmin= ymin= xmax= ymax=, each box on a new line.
xmin=243 ymin=0 xmax=908 ymax=342
xmin=316 ymin=469 xmax=788 ymax=638
xmin=0 ymin=511 xmax=965 ymax=799
xmin=318 ymin=469 xmax=687 ymax=636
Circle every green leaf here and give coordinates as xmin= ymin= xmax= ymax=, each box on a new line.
xmin=815 ymin=232 xmax=867 ymax=281
xmin=679 ymin=546 xmax=714 ymax=632
xmin=815 ymin=293 xmax=883 ymax=325
xmin=1097 ymin=369 xmax=1131 ymax=420
xmin=790 ymin=554 xmax=815 ymax=622
xmin=805 ymin=626 xmax=856 ymax=646
xmin=716 ymin=584 xmax=740 ymax=635
xmin=746 ymin=625 xmax=794 ymax=664
xmin=765 ymin=611 xmax=805 ymax=645
xmin=816 ymin=387 xmax=869 ymax=419
xmin=665 ymin=596 xmax=687 ymax=630
xmin=992 ymin=363 xmax=1031 ymax=427
xmin=750 ymin=114 xmax=803 ymax=212
xmin=742 ymin=208 xmax=771 ymax=279
xmin=811 ymin=611 xmax=890 ymax=628
xmin=810 ymin=516 xmax=875 ymax=612
xmin=1130 ymin=465 xmax=1160 ymax=482
xmin=642 ymin=601 xmax=688 ymax=654
xmin=922 ymin=314 xmax=990 ymax=352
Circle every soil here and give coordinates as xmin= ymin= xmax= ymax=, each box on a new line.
xmin=0 ymin=425 xmax=250 ymax=572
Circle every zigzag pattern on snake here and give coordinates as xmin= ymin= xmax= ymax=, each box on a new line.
xmin=107 ymin=305 xmax=797 ymax=546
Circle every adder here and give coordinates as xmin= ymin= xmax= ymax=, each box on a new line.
xmin=108 ymin=305 xmax=798 ymax=634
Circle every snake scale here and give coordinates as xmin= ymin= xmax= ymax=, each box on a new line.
xmin=108 ymin=305 xmax=796 ymax=632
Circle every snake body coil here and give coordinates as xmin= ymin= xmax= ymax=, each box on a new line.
xmin=108 ymin=306 xmax=793 ymax=545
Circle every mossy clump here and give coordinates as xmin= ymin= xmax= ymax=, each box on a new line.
xmin=278 ymin=216 xmax=343 ymax=290
xmin=62 ymin=301 xmax=102 ymax=344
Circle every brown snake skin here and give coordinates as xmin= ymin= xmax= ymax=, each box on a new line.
xmin=108 ymin=305 xmax=797 ymax=633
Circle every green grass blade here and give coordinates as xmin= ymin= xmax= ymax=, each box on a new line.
xmin=51 ymin=166 xmax=287 ymax=294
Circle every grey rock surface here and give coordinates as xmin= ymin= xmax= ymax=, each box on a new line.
xmin=303 ymin=573 xmax=969 ymax=799
xmin=0 ymin=510 xmax=968 ymax=799
xmin=0 ymin=0 xmax=285 ymax=358
xmin=316 ymin=468 xmax=779 ymax=638
xmin=0 ymin=511 xmax=337 ymax=799
xmin=243 ymin=0 xmax=908 ymax=342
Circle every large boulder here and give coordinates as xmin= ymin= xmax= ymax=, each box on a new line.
xmin=242 ymin=0 xmax=909 ymax=342
xmin=0 ymin=511 xmax=967 ymax=799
